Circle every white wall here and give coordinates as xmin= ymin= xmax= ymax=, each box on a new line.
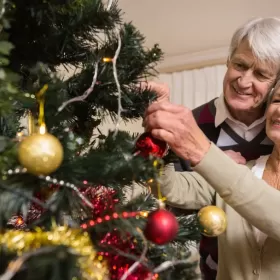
xmin=158 ymin=64 xmax=227 ymax=109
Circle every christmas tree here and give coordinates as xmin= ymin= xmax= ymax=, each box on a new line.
xmin=0 ymin=1 xmax=200 ymax=279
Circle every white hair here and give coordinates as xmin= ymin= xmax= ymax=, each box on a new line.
xmin=229 ymin=17 xmax=280 ymax=65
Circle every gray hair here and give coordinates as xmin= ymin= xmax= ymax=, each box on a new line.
xmin=229 ymin=17 xmax=280 ymax=65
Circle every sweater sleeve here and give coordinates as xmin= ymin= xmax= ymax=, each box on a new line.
xmin=151 ymin=163 xmax=215 ymax=209
xmin=193 ymin=143 xmax=280 ymax=242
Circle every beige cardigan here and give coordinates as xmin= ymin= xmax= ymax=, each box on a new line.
xmin=156 ymin=143 xmax=280 ymax=280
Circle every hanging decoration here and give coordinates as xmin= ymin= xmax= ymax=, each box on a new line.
xmin=197 ymin=205 xmax=227 ymax=237
xmin=18 ymin=85 xmax=64 ymax=175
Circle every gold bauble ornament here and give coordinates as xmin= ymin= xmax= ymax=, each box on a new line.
xmin=18 ymin=132 xmax=63 ymax=175
xmin=197 ymin=205 xmax=227 ymax=237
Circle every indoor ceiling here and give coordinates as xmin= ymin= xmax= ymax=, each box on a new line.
xmin=119 ymin=0 xmax=280 ymax=57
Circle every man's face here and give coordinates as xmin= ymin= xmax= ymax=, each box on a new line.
xmin=223 ymin=40 xmax=278 ymax=114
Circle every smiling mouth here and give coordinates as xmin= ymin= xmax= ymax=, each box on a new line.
xmin=232 ymin=85 xmax=251 ymax=96
xmin=272 ymin=120 xmax=280 ymax=126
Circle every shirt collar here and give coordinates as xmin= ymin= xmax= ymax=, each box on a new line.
xmin=214 ymin=94 xmax=266 ymax=128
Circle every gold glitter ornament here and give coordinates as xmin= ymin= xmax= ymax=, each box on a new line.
xmin=0 ymin=226 xmax=109 ymax=280
xmin=18 ymin=131 xmax=63 ymax=175
xmin=198 ymin=205 xmax=227 ymax=237
xmin=17 ymin=85 xmax=64 ymax=176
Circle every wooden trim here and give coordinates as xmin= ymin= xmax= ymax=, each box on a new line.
xmin=156 ymin=47 xmax=228 ymax=73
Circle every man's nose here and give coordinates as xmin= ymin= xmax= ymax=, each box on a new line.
xmin=237 ymin=71 xmax=253 ymax=89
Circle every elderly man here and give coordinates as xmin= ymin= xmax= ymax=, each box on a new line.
xmin=144 ymin=17 xmax=280 ymax=279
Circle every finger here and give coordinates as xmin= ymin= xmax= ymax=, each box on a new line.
xmin=145 ymin=102 xmax=185 ymax=115
xmin=144 ymin=111 xmax=180 ymax=132
xmin=137 ymin=81 xmax=149 ymax=90
xmin=141 ymin=119 xmax=149 ymax=132
xmin=151 ymin=128 xmax=174 ymax=144
xmin=224 ymin=150 xmax=234 ymax=155
xmin=232 ymin=155 xmax=246 ymax=165
xmin=238 ymin=156 xmax=246 ymax=165
xmin=142 ymin=81 xmax=166 ymax=91
xmin=224 ymin=152 xmax=233 ymax=157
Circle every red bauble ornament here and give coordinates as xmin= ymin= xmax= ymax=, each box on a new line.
xmin=144 ymin=208 xmax=178 ymax=245
xmin=135 ymin=132 xmax=168 ymax=158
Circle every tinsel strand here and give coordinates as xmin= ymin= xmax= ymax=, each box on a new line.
xmin=0 ymin=226 xmax=109 ymax=280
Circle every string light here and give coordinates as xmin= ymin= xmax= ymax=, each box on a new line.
xmin=106 ymin=0 xmax=113 ymax=11
xmin=112 ymin=29 xmax=123 ymax=137
xmin=80 ymin=211 xmax=148 ymax=230
xmin=0 ymin=0 xmax=7 ymax=19
xmin=58 ymin=62 xmax=99 ymax=112
xmin=4 ymin=168 xmax=95 ymax=210
xmin=103 ymin=57 xmax=113 ymax=62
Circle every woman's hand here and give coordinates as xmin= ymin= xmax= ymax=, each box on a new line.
xmin=223 ymin=150 xmax=246 ymax=165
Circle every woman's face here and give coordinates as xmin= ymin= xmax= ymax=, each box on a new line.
xmin=266 ymin=89 xmax=280 ymax=143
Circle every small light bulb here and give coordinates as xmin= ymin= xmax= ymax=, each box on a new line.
xmin=102 ymin=57 xmax=113 ymax=62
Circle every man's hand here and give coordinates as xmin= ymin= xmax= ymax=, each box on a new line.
xmin=223 ymin=150 xmax=246 ymax=165
xmin=138 ymin=81 xmax=170 ymax=103
xmin=144 ymin=101 xmax=210 ymax=166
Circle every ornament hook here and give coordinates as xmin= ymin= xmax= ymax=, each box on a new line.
xmin=152 ymin=160 xmax=166 ymax=208
xmin=35 ymin=84 xmax=48 ymax=135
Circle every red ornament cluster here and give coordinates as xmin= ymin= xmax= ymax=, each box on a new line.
xmin=7 ymin=185 xmax=58 ymax=229
xmin=144 ymin=208 xmax=179 ymax=245
xmin=80 ymin=187 xmax=157 ymax=280
xmin=99 ymin=230 xmax=158 ymax=280
xmin=135 ymin=132 xmax=168 ymax=158
xmin=81 ymin=186 xmax=119 ymax=218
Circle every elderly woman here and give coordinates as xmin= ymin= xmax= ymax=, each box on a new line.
xmin=143 ymin=17 xmax=280 ymax=279
xmin=147 ymin=82 xmax=280 ymax=279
